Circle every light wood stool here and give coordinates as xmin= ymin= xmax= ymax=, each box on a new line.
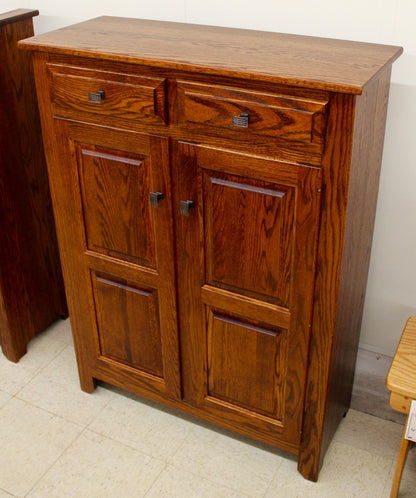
xmin=386 ymin=316 xmax=416 ymax=498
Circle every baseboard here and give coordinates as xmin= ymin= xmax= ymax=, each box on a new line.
xmin=351 ymin=348 xmax=406 ymax=424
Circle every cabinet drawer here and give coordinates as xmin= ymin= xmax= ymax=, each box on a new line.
xmin=47 ymin=64 xmax=167 ymax=126
xmin=176 ymin=81 xmax=328 ymax=146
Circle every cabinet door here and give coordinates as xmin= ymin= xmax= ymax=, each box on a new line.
xmin=50 ymin=119 xmax=181 ymax=399
xmin=173 ymin=142 xmax=321 ymax=449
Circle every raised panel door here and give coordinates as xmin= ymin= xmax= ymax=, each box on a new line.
xmin=174 ymin=142 xmax=322 ymax=448
xmin=51 ymin=119 xmax=181 ymax=398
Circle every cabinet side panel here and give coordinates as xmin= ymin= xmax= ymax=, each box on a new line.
xmin=0 ymin=17 xmax=67 ymax=362
xmin=298 ymin=67 xmax=393 ymax=480
xmin=321 ymin=68 xmax=392 ymax=454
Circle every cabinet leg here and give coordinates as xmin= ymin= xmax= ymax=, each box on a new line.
xmin=78 ymin=373 xmax=97 ymax=393
xmin=80 ymin=378 xmax=96 ymax=393
xmin=0 ymin=341 xmax=27 ymax=363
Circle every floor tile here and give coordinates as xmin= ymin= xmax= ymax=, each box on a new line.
xmin=17 ymin=346 xmax=114 ymax=426
xmin=0 ymin=330 xmax=66 ymax=395
xmin=391 ymin=445 xmax=416 ymax=498
xmin=27 ymin=429 xmax=165 ymax=498
xmin=397 ymin=463 xmax=416 ymax=497
xmin=169 ymin=423 xmax=282 ymax=496
xmin=334 ymin=408 xmax=404 ymax=460
xmin=0 ymin=489 xmax=14 ymax=497
xmin=0 ymin=397 xmax=82 ymax=497
xmin=381 ymin=442 xmax=416 ymax=496
xmin=265 ymin=440 xmax=394 ymax=498
xmin=47 ymin=318 xmax=74 ymax=346
xmin=0 ymin=319 xmax=410 ymax=497
xmin=0 ymin=390 xmax=11 ymax=408
xmin=146 ymin=464 xmax=249 ymax=497
xmin=88 ymin=393 xmax=192 ymax=460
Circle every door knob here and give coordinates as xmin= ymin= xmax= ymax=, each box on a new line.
xmin=150 ymin=192 xmax=164 ymax=207
xmin=180 ymin=200 xmax=194 ymax=216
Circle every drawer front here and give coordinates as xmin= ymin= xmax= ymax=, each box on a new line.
xmin=177 ymin=81 xmax=328 ymax=146
xmin=48 ymin=64 xmax=167 ymax=126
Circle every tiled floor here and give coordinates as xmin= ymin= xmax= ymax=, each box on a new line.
xmin=1 ymin=319 xmax=416 ymax=497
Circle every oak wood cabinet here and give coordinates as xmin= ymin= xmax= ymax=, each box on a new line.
xmin=0 ymin=9 xmax=67 ymax=362
xmin=21 ymin=17 xmax=402 ymax=480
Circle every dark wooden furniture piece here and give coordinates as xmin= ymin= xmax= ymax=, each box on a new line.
xmin=0 ymin=9 xmax=67 ymax=362
xmin=20 ymin=17 xmax=402 ymax=480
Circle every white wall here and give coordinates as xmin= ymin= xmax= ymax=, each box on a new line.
xmin=8 ymin=0 xmax=416 ymax=356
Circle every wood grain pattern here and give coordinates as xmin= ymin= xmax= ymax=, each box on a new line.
xmin=177 ymin=80 xmax=328 ymax=145
xmin=173 ymin=141 xmax=322 ymax=447
xmin=77 ymin=143 xmax=155 ymax=266
xmin=207 ymin=310 xmax=286 ymax=419
xmin=389 ymin=391 xmax=412 ymax=414
xmin=387 ymin=317 xmax=416 ymax=398
xmin=24 ymin=18 xmax=401 ymax=481
xmin=0 ymin=10 xmax=67 ymax=362
xmin=203 ymin=171 xmax=293 ymax=306
xmin=19 ymin=16 xmax=402 ymax=94
xmin=298 ymin=68 xmax=394 ymax=481
xmin=386 ymin=318 xmax=416 ymax=498
xmin=92 ymin=272 xmax=163 ymax=377
xmin=389 ymin=419 xmax=410 ymax=498
xmin=49 ymin=64 xmax=167 ymax=126
xmin=0 ymin=9 xmax=39 ymax=27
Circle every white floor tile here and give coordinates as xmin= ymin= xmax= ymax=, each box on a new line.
xmin=88 ymin=394 xmax=192 ymax=461
xmin=0 ymin=390 xmax=11 ymax=408
xmin=385 ymin=444 xmax=416 ymax=497
xmin=17 ymin=346 xmax=114 ymax=426
xmin=27 ymin=429 xmax=165 ymax=498
xmin=146 ymin=464 xmax=250 ymax=497
xmin=0 ymin=397 xmax=82 ymax=496
xmin=0 ymin=323 xmax=410 ymax=497
xmin=0 ymin=489 xmax=14 ymax=497
xmin=169 ymin=423 xmax=282 ymax=496
xmin=0 ymin=331 xmax=66 ymax=395
xmin=46 ymin=318 xmax=74 ymax=346
xmin=397 ymin=467 xmax=416 ymax=497
xmin=265 ymin=440 xmax=394 ymax=498
xmin=334 ymin=409 xmax=404 ymax=460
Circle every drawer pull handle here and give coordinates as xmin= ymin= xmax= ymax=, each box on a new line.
xmin=150 ymin=191 xmax=164 ymax=207
xmin=231 ymin=113 xmax=249 ymax=128
xmin=88 ymin=90 xmax=105 ymax=103
xmin=180 ymin=200 xmax=194 ymax=216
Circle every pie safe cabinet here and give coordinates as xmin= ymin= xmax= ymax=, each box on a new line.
xmin=20 ymin=17 xmax=402 ymax=480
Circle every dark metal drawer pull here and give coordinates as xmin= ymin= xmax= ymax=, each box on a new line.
xmin=231 ymin=113 xmax=249 ymax=128
xmin=180 ymin=200 xmax=194 ymax=216
xmin=88 ymin=90 xmax=105 ymax=103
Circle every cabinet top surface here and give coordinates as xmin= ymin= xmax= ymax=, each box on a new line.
xmin=20 ymin=16 xmax=402 ymax=94
xmin=0 ymin=9 xmax=38 ymax=27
